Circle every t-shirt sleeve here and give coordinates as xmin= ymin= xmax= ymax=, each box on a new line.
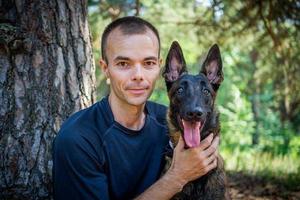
xmin=53 ymin=129 xmax=109 ymax=200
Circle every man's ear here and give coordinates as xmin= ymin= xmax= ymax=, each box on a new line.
xmin=99 ymin=59 xmax=109 ymax=78
xmin=163 ymin=41 xmax=187 ymax=91
xmin=159 ymin=58 xmax=163 ymax=66
xmin=200 ymin=44 xmax=223 ymax=91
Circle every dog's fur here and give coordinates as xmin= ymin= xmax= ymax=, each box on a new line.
xmin=163 ymin=41 xmax=230 ymax=200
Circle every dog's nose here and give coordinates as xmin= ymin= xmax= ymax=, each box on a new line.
xmin=186 ymin=108 xmax=203 ymax=120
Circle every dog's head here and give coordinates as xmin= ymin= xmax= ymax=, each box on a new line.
xmin=163 ymin=41 xmax=223 ymax=148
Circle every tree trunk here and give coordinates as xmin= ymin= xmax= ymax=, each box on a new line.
xmin=249 ymin=50 xmax=260 ymax=146
xmin=250 ymin=89 xmax=260 ymax=145
xmin=0 ymin=0 xmax=96 ymax=199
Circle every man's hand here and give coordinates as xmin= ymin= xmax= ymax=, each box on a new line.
xmin=135 ymin=133 xmax=219 ymax=200
xmin=166 ymin=133 xmax=219 ymax=190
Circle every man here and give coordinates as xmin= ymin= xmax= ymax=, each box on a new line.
xmin=53 ymin=16 xmax=219 ymax=200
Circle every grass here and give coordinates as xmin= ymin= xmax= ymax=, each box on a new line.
xmin=221 ymin=148 xmax=300 ymax=190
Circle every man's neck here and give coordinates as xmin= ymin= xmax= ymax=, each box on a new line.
xmin=108 ymin=94 xmax=146 ymax=131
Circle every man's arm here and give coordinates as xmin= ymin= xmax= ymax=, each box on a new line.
xmin=53 ymin=130 xmax=110 ymax=200
xmin=135 ymin=134 xmax=219 ymax=200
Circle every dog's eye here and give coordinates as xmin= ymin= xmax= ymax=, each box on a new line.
xmin=203 ymin=89 xmax=210 ymax=96
xmin=176 ymin=87 xmax=184 ymax=95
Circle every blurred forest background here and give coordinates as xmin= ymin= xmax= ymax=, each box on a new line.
xmin=89 ymin=0 xmax=300 ymax=197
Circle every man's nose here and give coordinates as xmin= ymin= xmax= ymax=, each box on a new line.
xmin=132 ymin=64 xmax=144 ymax=81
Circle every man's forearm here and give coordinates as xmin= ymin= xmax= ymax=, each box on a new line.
xmin=134 ymin=171 xmax=186 ymax=200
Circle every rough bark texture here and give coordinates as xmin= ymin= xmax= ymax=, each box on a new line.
xmin=0 ymin=0 xmax=96 ymax=199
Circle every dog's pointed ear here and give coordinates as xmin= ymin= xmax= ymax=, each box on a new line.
xmin=163 ymin=41 xmax=187 ymax=91
xmin=200 ymin=44 xmax=223 ymax=91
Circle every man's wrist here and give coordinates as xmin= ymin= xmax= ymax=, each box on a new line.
xmin=163 ymin=169 xmax=187 ymax=193
xmin=134 ymin=169 xmax=187 ymax=200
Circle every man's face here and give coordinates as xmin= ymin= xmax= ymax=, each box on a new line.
xmin=101 ymin=28 xmax=161 ymax=106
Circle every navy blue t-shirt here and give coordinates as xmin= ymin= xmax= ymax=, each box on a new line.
xmin=53 ymin=97 xmax=169 ymax=200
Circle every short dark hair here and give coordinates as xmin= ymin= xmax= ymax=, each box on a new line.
xmin=101 ymin=16 xmax=161 ymax=63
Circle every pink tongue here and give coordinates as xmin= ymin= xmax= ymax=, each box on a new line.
xmin=182 ymin=120 xmax=201 ymax=148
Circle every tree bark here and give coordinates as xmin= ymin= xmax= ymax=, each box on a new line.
xmin=0 ymin=0 xmax=96 ymax=199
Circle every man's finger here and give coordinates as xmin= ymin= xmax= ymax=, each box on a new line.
xmin=204 ymin=158 xmax=218 ymax=174
xmin=203 ymin=136 xmax=219 ymax=157
xmin=202 ymin=150 xmax=216 ymax=166
xmin=175 ymin=135 xmax=185 ymax=152
xmin=198 ymin=133 xmax=213 ymax=151
xmin=210 ymin=136 xmax=220 ymax=149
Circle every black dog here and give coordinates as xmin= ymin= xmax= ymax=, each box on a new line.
xmin=163 ymin=41 xmax=230 ymax=200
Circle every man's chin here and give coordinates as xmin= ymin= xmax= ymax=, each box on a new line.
xmin=125 ymin=94 xmax=150 ymax=106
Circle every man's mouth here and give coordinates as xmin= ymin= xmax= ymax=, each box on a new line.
xmin=178 ymin=116 xmax=205 ymax=148
xmin=128 ymin=88 xmax=147 ymax=95
xmin=126 ymin=85 xmax=149 ymax=95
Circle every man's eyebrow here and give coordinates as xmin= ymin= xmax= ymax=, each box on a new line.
xmin=144 ymin=56 xmax=158 ymax=61
xmin=113 ymin=56 xmax=158 ymax=61
xmin=114 ymin=56 xmax=130 ymax=61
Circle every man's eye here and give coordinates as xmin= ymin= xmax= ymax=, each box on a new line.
xmin=203 ymin=89 xmax=210 ymax=96
xmin=117 ymin=61 xmax=129 ymax=68
xmin=145 ymin=61 xmax=156 ymax=67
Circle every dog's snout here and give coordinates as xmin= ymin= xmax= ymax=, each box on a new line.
xmin=186 ymin=107 xmax=203 ymax=120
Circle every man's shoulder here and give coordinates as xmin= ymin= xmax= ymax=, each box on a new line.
xmin=53 ymin=102 xmax=106 ymax=166
xmin=57 ymin=98 xmax=112 ymax=140
xmin=54 ymin=101 xmax=108 ymax=155
xmin=146 ymin=101 xmax=168 ymax=126
xmin=146 ymin=101 xmax=167 ymax=116
xmin=60 ymin=102 xmax=99 ymax=130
